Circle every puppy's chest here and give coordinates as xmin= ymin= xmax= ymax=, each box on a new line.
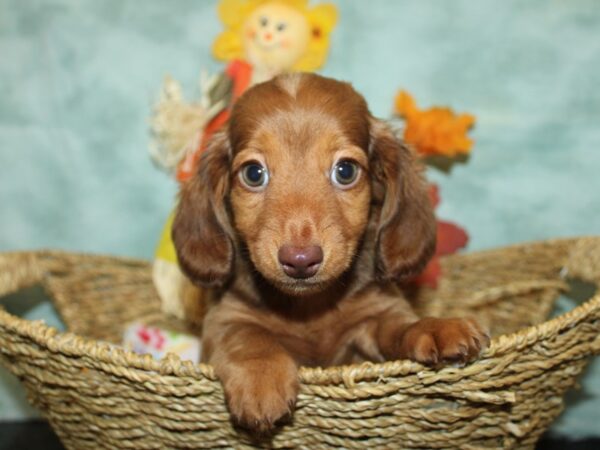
xmin=274 ymin=304 xmax=375 ymax=367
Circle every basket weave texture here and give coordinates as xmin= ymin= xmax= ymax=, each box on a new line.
xmin=1 ymin=237 xmax=600 ymax=449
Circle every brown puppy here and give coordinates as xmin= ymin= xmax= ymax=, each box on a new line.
xmin=173 ymin=73 xmax=489 ymax=433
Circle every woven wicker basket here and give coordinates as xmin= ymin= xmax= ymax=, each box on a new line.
xmin=1 ymin=237 xmax=600 ymax=449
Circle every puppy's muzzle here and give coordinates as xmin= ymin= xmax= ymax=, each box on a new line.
xmin=278 ymin=245 xmax=323 ymax=279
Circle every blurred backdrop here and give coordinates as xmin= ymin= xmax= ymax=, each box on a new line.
xmin=0 ymin=0 xmax=599 ymax=437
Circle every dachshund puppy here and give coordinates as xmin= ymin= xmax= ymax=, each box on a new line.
xmin=172 ymin=73 xmax=489 ymax=433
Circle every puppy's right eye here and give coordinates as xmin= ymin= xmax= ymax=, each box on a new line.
xmin=240 ymin=162 xmax=269 ymax=191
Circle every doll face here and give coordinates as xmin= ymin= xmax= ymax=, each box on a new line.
xmin=243 ymin=2 xmax=310 ymax=74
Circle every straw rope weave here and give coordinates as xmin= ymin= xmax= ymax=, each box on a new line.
xmin=1 ymin=237 xmax=600 ymax=449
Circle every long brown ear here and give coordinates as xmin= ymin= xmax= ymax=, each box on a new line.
xmin=172 ymin=131 xmax=234 ymax=288
xmin=369 ymin=118 xmax=436 ymax=281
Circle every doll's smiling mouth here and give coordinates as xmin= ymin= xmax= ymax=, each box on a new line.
xmin=254 ymin=38 xmax=281 ymax=51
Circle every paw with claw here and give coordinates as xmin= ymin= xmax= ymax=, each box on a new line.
xmin=221 ymin=357 xmax=299 ymax=434
xmin=398 ymin=317 xmax=490 ymax=366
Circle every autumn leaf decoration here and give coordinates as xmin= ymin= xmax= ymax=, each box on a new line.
xmin=394 ymin=91 xmax=476 ymax=288
xmin=411 ymin=185 xmax=469 ymax=288
xmin=395 ymin=90 xmax=475 ymax=172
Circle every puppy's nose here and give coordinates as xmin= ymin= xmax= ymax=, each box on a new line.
xmin=278 ymin=245 xmax=323 ymax=279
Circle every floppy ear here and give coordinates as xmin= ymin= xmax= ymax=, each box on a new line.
xmin=369 ymin=118 xmax=437 ymax=281
xmin=172 ymin=131 xmax=235 ymax=288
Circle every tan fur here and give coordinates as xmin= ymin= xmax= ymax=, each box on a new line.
xmin=275 ymin=72 xmax=303 ymax=98
xmin=172 ymin=73 xmax=489 ymax=433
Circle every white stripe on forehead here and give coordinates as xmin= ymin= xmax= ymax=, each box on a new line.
xmin=276 ymin=73 xmax=304 ymax=99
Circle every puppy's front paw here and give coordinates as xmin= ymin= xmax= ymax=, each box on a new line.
xmin=222 ymin=357 xmax=299 ymax=434
xmin=399 ymin=317 xmax=489 ymax=366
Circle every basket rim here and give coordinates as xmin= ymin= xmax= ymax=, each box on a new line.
xmin=1 ymin=236 xmax=599 ymax=387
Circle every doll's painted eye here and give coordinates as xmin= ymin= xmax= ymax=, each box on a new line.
xmin=259 ymin=16 xmax=269 ymax=27
xmin=331 ymin=160 xmax=360 ymax=188
xmin=240 ymin=162 xmax=269 ymax=191
xmin=276 ymin=22 xmax=287 ymax=32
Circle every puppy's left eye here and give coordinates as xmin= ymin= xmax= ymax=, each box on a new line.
xmin=240 ymin=162 xmax=269 ymax=191
xmin=331 ymin=160 xmax=360 ymax=188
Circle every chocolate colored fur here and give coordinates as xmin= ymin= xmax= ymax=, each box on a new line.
xmin=173 ymin=73 xmax=489 ymax=432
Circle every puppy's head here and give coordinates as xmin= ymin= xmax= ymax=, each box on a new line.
xmin=173 ymin=73 xmax=436 ymax=296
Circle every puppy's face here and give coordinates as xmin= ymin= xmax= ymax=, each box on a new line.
xmin=229 ymin=80 xmax=371 ymax=294
xmin=173 ymin=73 xmax=436 ymax=297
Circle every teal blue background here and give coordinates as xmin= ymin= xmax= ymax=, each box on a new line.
xmin=1 ymin=0 xmax=599 ymax=437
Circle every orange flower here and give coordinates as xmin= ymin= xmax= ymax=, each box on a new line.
xmin=395 ymin=91 xmax=475 ymax=158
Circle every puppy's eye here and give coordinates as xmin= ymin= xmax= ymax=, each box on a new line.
xmin=276 ymin=22 xmax=287 ymax=32
xmin=240 ymin=162 xmax=269 ymax=190
xmin=331 ymin=160 xmax=360 ymax=188
xmin=259 ymin=16 xmax=268 ymax=27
